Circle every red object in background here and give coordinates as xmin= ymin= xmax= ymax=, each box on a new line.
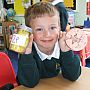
xmin=0 ymin=52 xmax=18 ymax=88
xmin=86 ymin=2 xmax=90 ymax=15
xmin=79 ymin=34 xmax=90 ymax=66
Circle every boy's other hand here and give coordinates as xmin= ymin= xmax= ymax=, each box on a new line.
xmin=25 ymin=34 xmax=33 ymax=54
xmin=59 ymin=31 xmax=71 ymax=52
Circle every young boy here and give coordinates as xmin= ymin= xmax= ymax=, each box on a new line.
xmin=17 ymin=2 xmax=81 ymax=88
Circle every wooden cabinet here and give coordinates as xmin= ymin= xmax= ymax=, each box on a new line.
xmin=0 ymin=34 xmax=6 ymax=49
xmin=0 ymin=23 xmax=6 ymax=49
xmin=2 ymin=21 xmax=18 ymax=48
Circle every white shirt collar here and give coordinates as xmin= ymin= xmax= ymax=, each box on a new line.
xmin=34 ymin=41 xmax=60 ymax=61
xmin=52 ymin=0 xmax=63 ymax=5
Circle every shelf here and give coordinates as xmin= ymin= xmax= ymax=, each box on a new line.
xmin=0 ymin=43 xmax=4 ymax=47
xmin=0 ymin=34 xmax=3 ymax=36
xmin=0 ymin=22 xmax=5 ymax=49
xmin=2 ymin=21 xmax=18 ymax=48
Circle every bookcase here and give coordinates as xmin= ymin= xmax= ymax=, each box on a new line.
xmin=0 ymin=23 xmax=6 ymax=49
xmin=0 ymin=34 xmax=5 ymax=49
xmin=2 ymin=21 xmax=18 ymax=49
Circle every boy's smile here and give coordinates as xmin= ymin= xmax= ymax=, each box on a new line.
xmin=31 ymin=14 xmax=60 ymax=54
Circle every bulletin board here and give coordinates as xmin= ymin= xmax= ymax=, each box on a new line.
xmin=4 ymin=0 xmax=76 ymax=16
xmin=64 ymin=0 xmax=76 ymax=10
xmin=14 ymin=0 xmax=25 ymax=16
xmin=14 ymin=0 xmax=40 ymax=15
xmin=41 ymin=0 xmax=76 ymax=10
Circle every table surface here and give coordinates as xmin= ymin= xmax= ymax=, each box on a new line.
xmin=12 ymin=67 xmax=90 ymax=90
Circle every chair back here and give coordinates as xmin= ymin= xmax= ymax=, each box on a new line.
xmin=0 ymin=52 xmax=18 ymax=88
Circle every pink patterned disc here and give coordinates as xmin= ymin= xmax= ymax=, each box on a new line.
xmin=65 ymin=28 xmax=87 ymax=51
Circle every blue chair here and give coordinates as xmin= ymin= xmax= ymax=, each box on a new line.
xmin=84 ymin=20 xmax=90 ymax=28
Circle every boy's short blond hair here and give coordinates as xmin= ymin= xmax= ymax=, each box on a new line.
xmin=24 ymin=2 xmax=60 ymax=27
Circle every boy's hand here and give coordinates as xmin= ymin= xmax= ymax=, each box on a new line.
xmin=59 ymin=31 xmax=71 ymax=52
xmin=25 ymin=34 xmax=33 ymax=54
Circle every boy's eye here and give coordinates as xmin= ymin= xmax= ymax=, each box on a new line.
xmin=50 ymin=26 xmax=57 ymax=30
xmin=35 ymin=28 xmax=43 ymax=31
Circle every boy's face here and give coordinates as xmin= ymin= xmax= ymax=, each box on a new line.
xmin=31 ymin=14 xmax=60 ymax=51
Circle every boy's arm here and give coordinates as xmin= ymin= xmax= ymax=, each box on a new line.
xmin=17 ymin=53 xmax=40 ymax=88
xmin=60 ymin=50 xmax=81 ymax=81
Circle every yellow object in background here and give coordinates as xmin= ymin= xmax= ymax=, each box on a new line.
xmin=41 ymin=0 xmax=47 ymax=2
xmin=64 ymin=0 xmax=74 ymax=8
xmin=41 ymin=0 xmax=74 ymax=8
xmin=32 ymin=0 xmax=36 ymax=4
xmin=14 ymin=0 xmax=25 ymax=15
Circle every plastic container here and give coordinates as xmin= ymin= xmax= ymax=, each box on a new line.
xmin=9 ymin=25 xmax=32 ymax=54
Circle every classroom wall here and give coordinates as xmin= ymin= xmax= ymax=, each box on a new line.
xmin=14 ymin=16 xmax=25 ymax=24
xmin=8 ymin=0 xmax=89 ymax=26
xmin=75 ymin=0 xmax=88 ymax=26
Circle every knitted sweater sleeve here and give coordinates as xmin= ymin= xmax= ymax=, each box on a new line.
xmin=17 ymin=53 xmax=40 ymax=88
xmin=60 ymin=50 xmax=81 ymax=81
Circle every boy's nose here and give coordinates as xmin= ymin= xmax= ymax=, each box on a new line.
xmin=44 ymin=30 xmax=50 ymax=37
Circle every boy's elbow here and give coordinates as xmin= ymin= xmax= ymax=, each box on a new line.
xmin=18 ymin=76 xmax=40 ymax=88
xmin=63 ymin=71 xmax=81 ymax=81
xmin=21 ymin=80 xmax=39 ymax=88
xmin=67 ymin=76 xmax=80 ymax=81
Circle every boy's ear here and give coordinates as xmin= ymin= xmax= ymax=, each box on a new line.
xmin=58 ymin=22 xmax=61 ymax=31
xmin=58 ymin=34 xmax=59 ymax=39
xmin=57 ymin=30 xmax=60 ymax=39
xmin=59 ymin=27 xmax=61 ymax=31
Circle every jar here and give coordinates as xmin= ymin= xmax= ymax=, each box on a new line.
xmin=9 ymin=25 xmax=32 ymax=54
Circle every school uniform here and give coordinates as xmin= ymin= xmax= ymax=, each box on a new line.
xmin=52 ymin=0 xmax=68 ymax=31
xmin=17 ymin=42 xmax=81 ymax=87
